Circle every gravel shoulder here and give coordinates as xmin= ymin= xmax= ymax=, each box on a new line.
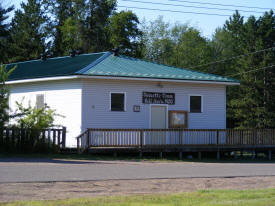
xmin=1 ymin=176 xmax=275 ymax=202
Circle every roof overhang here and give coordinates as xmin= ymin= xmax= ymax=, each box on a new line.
xmin=6 ymin=75 xmax=240 ymax=86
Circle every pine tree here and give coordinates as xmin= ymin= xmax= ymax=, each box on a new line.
xmin=9 ymin=0 xmax=48 ymax=62
xmin=220 ymin=11 xmax=275 ymax=128
xmin=43 ymin=0 xmax=86 ymax=56
xmin=81 ymin=0 xmax=116 ymax=53
xmin=109 ymin=11 xmax=142 ymax=57
xmin=0 ymin=3 xmax=14 ymax=63
xmin=0 ymin=64 xmax=15 ymax=128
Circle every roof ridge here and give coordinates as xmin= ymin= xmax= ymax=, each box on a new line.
xmin=118 ymin=54 xmax=238 ymax=82
xmin=76 ymin=52 xmax=111 ymax=74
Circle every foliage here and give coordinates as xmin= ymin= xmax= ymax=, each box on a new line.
xmin=1 ymin=102 xmax=63 ymax=153
xmin=9 ymin=0 xmax=49 ymax=62
xmin=213 ymin=10 xmax=275 ymax=128
xmin=60 ymin=17 xmax=82 ymax=53
xmin=141 ymin=16 xmax=212 ymax=69
xmin=81 ymin=0 xmax=116 ymax=53
xmin=0 ymin=64 xmax=15 ymax=128
xmin=0 ymin=2 xmax=14 ymax=63
xmin=109 ymin=10 xmax=142 ymax=57
xmin=43 ymin=0 xmax=86 ymax=56
xmin=12 ymin=101 xmax=61 ymax=130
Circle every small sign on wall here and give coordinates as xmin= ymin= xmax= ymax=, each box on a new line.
xmin=142 ymin=92 xmax=175 ymax=105
xmin=133 ymin=105 xmax=140 ymax=112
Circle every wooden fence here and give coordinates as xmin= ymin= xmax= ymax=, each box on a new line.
xmin=0 ymin=127 xmax=67 ymax=150
xmin=77 ymin=128 xmax=275 ymax=151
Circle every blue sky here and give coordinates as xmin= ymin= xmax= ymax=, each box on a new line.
xmin=9 ymin=0 xmax=275 ymax=38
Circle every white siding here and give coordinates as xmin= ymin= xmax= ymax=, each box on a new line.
xmin=82 ymin=79 xmax=226 ymax=131
xmin=8 ymin=77 xmax=227 ymax=147
xmin=9 ymin=80 xmax=82 ymax=147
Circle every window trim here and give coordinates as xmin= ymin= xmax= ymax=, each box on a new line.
xmin=188 ymin=94 xmax=203 ymax=113
xmin=109 ymin=92 xmax=126 ymax=112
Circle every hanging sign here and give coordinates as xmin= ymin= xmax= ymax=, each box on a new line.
xmin=142 ymin=92 xmax=175 ymax=105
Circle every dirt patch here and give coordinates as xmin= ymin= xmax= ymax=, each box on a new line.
xmin=1 ymin=176 xmax=275 ymax=202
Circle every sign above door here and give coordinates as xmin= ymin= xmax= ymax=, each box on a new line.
xmin=142 ymin=92 xmax=175 ymax=105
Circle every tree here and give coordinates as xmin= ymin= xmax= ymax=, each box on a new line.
xmin=109 ymin=11 xmax=142 ymax=57
xmin=43 ymin=0 xmax=85 ymax=56
xmin=81 ymin=0 xmax=116 ymax=53
xmin=9 ymin=0 xmax=49 ymax=62
xmin=141 ymin=16 xmax=212 ymax=68
xmin=169 ymin=25 xmax=212 ymax=70
xmin=59 ymin=17 xmax=82 ymax=54
xmin=0 ymin=64 xmax=16 ymax=128
xmin=213 ymin=10 xmax=275 ymax=128
xmin=0 ymin=2 xmax=14 ymax=63
xmin=142 ymin=16 xmax=175 ymax=64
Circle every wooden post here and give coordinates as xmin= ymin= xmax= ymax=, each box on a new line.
xmin=86 ymin=129 xmax=90 ymax=148
xmin=198 ymin=151 xmax=202 ymax=160
xmin=179 ymin=129 xmax=182 ymax=145
xmin=6 ymin=128 xmax=10 ymax=146
xmin=62 ymin=127 xmax=66 ymax=148
xmin=179 ymin=152 xmax=183 ymax=160
xmin=216 ymin=130 xmax=219 ymax=145
xmin=140 ymin=130 xmax=143 ymax=149
xmin=217 ymin=150 xmax=220 ymax=160
xmin=0 ymin=128 xmax=3 ymax=146
xmin=42 ymin=130 xmax=46 ymax=143
xmin=252 ymin=150 xmax=256 ymax=160
xmin=268 ymin=150 xmax=272 ymax=161
xmin=234 ymin=151 xmax=238 ymax=159
xmin=57 ymin=130 xmax=61 ymax=146
xmin=77 ymin=138 xmax=80 ymax=154
xmin=53 ymin=130 xmax=56 ymax=146
xmin=47 ymin=129 xmax=51 ymax=148
xmin=11 ymin=128 xmax=15 ymax=148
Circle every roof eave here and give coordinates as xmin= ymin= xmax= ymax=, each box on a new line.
xmin=6 ymin=74 xmax=240 ymax=86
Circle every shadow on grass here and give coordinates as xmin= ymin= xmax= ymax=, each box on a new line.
xmin=0 ymin=152 xmax=275 ymax=164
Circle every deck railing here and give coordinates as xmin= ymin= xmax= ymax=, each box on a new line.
xmin=77 ymin=128 xmax=275 ymax=151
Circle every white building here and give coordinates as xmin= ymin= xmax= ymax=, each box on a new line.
xmin=6 ymin=51 xmax=239 ymax=147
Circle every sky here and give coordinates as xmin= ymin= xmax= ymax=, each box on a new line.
xmin=8 ymin=0 xmax=275 ymax=38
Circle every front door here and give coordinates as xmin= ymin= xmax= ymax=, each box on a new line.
xmin=150 ymin=105 xmax=167 ymax=145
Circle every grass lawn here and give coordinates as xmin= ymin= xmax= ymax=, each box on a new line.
xmin=1 ymin=189 xmax=275 ymax=206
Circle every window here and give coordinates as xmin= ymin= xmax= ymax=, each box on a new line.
xmin=111 ymin=93 xmax=125 ymax=111
xmin=36 ymin=94 xmax=45 ymax=109
xmin=189 ymin=96 xmax=202 ymax=113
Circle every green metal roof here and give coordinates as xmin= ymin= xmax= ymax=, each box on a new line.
xmin=6 ymin=52 xmax=106 ymax=81
xmin=6 ymin=51 xmax=239 ymax=84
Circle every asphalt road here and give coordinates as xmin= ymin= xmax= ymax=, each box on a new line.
xmin=1 ymin=158 xmax=275 ymax=183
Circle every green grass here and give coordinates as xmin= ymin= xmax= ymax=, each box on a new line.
xmin=2 ymin=189 xmax=275 ymax=206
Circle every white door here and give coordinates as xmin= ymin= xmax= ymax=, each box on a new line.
xmin=150 ymin=105 xmax=167 ymax=145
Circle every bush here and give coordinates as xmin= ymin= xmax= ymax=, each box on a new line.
xmin=1 ymin=101 xmax=64 ymax=153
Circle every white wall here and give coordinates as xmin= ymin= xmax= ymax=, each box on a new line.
xmin=82 ymin=79 xmax=227 ymax=131
xmin=9 ymin=79 xmax=82 ymax=147
xmin=8 ymin=77 xmax=227 ymax=147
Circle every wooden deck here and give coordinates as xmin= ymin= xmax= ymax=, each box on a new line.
xmin=77 ymin=128 xmax=275 ymax=159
